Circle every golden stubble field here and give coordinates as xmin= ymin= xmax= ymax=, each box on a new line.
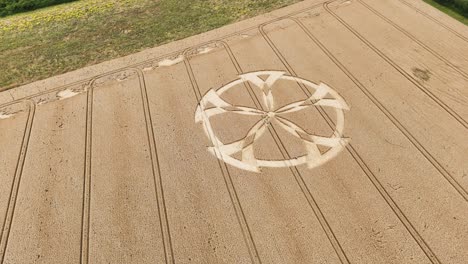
xmin=1 ymin=0 xmax=467 ymax=263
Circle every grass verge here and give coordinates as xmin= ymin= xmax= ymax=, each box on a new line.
xmin=0 ymin=0 xmax=301 ymax=91
xmin=423 ymin=0 xmax=468 ymax=25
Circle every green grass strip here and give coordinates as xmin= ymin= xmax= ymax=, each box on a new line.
xmin=0 ymin=0 xmax=301 ymax=91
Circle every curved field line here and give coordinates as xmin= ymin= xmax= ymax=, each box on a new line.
xmin=324 ymin=0 xmax=468 ymax=129
xmin=80 ymin=69 xmax=174 ymax=264
xmin=262 ymin=15 xmax=445 ymax=263
xmin=183 ymin=43 xmax=262 ymax=264
xmin=186 ymin=38 xmax=351 ymax=263
xmin=220 ymin=39 xmax=352 ymax=264
xmin=259 ymin=17 xmax=441 ymax=263
xmin=0 ymin=100 xmax=36 ymax=263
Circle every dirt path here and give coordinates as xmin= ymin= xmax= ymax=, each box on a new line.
xmin=1 ymin=0 xmax=467 ymax=263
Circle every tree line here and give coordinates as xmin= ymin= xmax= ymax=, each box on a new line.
xmin=435 ymin=0 xmax=468 ymax=15
xmin=0 ymin=0 xmax=76 ymax=17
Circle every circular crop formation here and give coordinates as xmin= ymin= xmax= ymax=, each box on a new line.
xmin=195 ymin=71 xmax=350 ymax=172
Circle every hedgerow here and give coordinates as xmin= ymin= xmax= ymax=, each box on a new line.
xmin=435 ymin=0 xmax=468 ymax=15
xmin=0 ymin=0 xmax=77 ymax=17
